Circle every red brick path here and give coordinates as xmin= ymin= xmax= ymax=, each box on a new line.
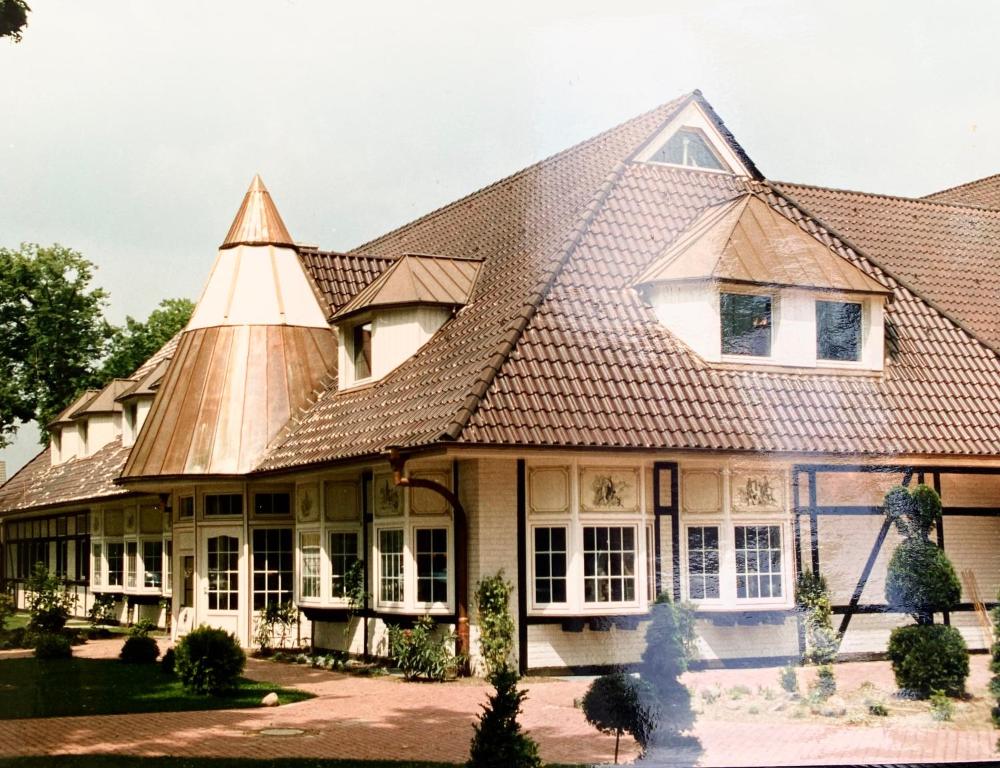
xmin=1 ymin=639 xmax=997 ymax=765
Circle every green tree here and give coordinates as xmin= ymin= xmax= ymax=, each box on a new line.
xmin=0 ymin=244 xmax=110 ymax=446
xmin=467 ymin=666 xmax=541 ymax=768
xmin=639 ymin=595 xmax=697 ymax=747
xmin=99 ymin=297 xmax=193 ymax=380
xmin=582 ymin=672 xmax=654 ymax=763
xmin=0 ymin=0 xmax=30 ymax=43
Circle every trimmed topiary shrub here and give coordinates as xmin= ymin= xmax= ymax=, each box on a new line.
xmin=467 ymin=666 xmax=541 ymax=768
xmin=34 ymin=632 xmax=72 ymax=659
xmin=581 ymin=672 xmax=654 ymax=763
xmin=883 ymin=484 xmax=968 ymax=699
xmin=796 ymin=571 xmax=839 ymax=664
xmin=120 ymin=635 xmax=160 ymax=664
xmin=887 ymin=623 xmax=968 ymax=697
xmin=174 ymin=626 xmax=246 ymax=695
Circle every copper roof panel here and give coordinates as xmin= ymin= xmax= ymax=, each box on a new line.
xmin=221 ymin=175 xmax=294 ymax=249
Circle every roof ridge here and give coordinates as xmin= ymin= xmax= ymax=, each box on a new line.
xmin=774 ymin=179 xmax=1000 ymax=217
xmin=922 ymin=171 xmax=1000 ymax=204
xmin=767 ymin=180 xmax=1000 ymax=358
xmin=440 ymin=159 xmax=636 ymax=442
xmin=351 ymin=93 xmax=698 ymax=255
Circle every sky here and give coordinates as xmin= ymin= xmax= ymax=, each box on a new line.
xmin=2 ymin=0 xmax=999 ymax=476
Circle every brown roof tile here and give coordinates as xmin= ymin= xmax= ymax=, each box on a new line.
xmin=924 ymin=173 xmax=1000 ymax=210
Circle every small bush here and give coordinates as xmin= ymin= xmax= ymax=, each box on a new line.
xmin=639 ymin=594 xmax=697 ymax=748
xmin=253 ymin=601 xmax=298 ymax=652
xmin=88 ymin=593 xmax=118 ymax=627
xmin=796 ymin=571 xmax=839 ymax=664
xmin=866 ymin=699 xmax=889 ymax=716
xmin=120 ymin=635 xmax=160 ymax=664
xmin=581 ymin=672 xmax=654 ymax=762
xmin=467 ymin=666 xmax=541 ymax=768
xmin=174 ymin=626 xmax=246 ymax=695
xmin=388 ymin=615 xmax=460 ymax=681
xmin=700 ymin=687 xmax=719 ymax=704
xmin=779 ymin=664 xmax=799 ymax=694
xmin=34 ymin=633 xmax=72 ymax=659
xmin=727 ymin=685 xmax=751 ymax=700
xmin=886 ymin=539 xmax=962 ymax=622
xmin=161 ymin=648 xmax=176 ymax=674
xmin=814 ymin=665 xmax=836 ymax=699
xmin=887 ymin=623 xmax=968 ymax=698
xmin=0 ymin=626 xmax=32 ymax=650
xmin=930 ymin=689 xmax=953 ymax=721
xmin=25 ymin=563 xmax=76 ymax=634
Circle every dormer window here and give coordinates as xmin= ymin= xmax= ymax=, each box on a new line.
xmin=352 ymin=322 xmax=373 ymax=380
xmin=816 ymin=300 xmax=862 ymax=362
xmin=649 ymin=127 xmax=727 ymax=171
xmin=720 ymin=293 xmax=772 ymax=357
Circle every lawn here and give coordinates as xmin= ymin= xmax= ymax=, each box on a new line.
xmin=0 ymin=657 xmax=313 ymax=719
xmin=0 ymin=760 xmax=458 ymax=768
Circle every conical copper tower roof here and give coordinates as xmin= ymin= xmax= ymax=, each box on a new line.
xmin=220 ymin=174 xmax=295 ymax=249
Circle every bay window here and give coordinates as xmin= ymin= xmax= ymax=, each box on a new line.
xmin=300 ymin=531 xmax=321 ymax=600
xmin=415 ymin=528 xmax=448 ymax=604
xmin=378 ymin=528 xmax=404 ymax=604
xmin=330 ymin=531 xmax=360 ymax=598
xmin=252 ymin=528 xmax=292 ymax=610
xmin=143 ymin=540 xmax=163 ymax=588
xmin=106 ymin=542 xmax=124 ymax=587
xmin=582 ymin=525 xmax=637 ymax=604
xmin=816 ymin=300 xmax=862 ymax=362
xmin=533 ymin=526 xmax=567 ymax=604
xmin=734 ymin=525 xmax=783 ymax=600
xmin=721 ymin=292 xmax=772 ymax=357
xmin=91 ymin=543 xmax=103 ymax=587
xmin=686 ymin=525 xmax=720 ymax=600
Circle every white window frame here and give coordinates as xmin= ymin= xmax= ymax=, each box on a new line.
xmin=682 ymin=522 xmax=725 ymax=606
xmin=526 ymin=460 xmax=650 ymax=617
xmin=374 ymin=525 xmax=406 ymax=610
xmin=328 ymin=526 xmax=363 ymax=605
xmin=411 ymin=525 xmax=452 ymax=610
xmin=719 ymin=288 xmax=778 ymax=364
xmin=814 ymin=295 xmax=868 ymax=369
xmin=297 ymin=528 xmax=322 ymax=603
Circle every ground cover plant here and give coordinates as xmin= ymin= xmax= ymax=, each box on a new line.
xmin=883 ymin=484 xmax=967 ymax=697
xmin=0 ymin=656 xmax=311 ymax=719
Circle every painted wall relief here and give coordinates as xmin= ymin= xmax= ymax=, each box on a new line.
xmin=731 ymin=471 xmax=785 ymax=513
xmin=580 ymin=467 xmax=639 ymax=512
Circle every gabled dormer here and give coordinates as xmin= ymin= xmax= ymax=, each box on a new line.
xmin=634 ymin=194 xmax=892 ymax=372
xmin=116 ymin=359 xmax=169 ymax=448
xmin=332 ymin=254 xmax=482 ymax=389
xmin=633 ymin=97 xmax=755 ymax=177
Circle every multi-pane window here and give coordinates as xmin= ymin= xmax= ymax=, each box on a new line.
xmin=178 ymin=496 xmax=194 ymax=519
xmin=533 ymin=527 xmax=567 ymax=604
xmin=204 ymin=494 xmax=242 ymax=517
xmin=207 ymin=535 xmax=239 ymax=611
xmin=816 ymin=300 xmax=862 ymax=362
xmin=686 ymin=525 xmax=720 ymax=599
xmin=254 ymin=493 xmax=291 ymax=516
xmin=143 ymin=540 xmax=163 ymax=588
xmin=735 ymin=525 xmax=782 ymax=599
xmin=721 ymin=293 xmax=772 ymax=357
xmin=583 ymin=526 xmax=637 ymax=603
xmin=107 ymin=542 xmax=124 ymax=587
xmin=300 ymin=532 xmax=321 ymax=600
xmin=330 ymin=531 xmax=360 ymax=598
xmin=378 ymin=529 xmax=404 ymax=604
xmin=126 ymin=542 xmax=138 ymax=588
xmin=164 ymin=539 xmax=173 ymax=593
xmin=91 ymin=543 xmax=103 ymax=586
xmin=252 ymin=528 xmax=292 ymax=610
xmin=645 ymin=524 xmax=656 ymax=602
xmin=182 ymin=555 xmax=195 ymax=607
xmin=353 ymin=322 xmax=373 ymax=380
xmin=415 ymin=528 xmax=448 ymax=604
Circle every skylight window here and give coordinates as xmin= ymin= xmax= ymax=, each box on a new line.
xmin=721 ymin=293 xmax=772 ymax=357
xmin=649 ymin=127 xmax=727 ymax=171
xmin=816 ymin=300 xmax=862 ymax=362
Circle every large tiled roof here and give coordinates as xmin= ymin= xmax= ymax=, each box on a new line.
xmin=298 ymin=249 xmax=394 ymax=317
xmin=923 ymin=173 xmax=1000 ymax=210
xmin=773 ymin=183 xmax=1000 ymax=352
xmin=461 ymin=164 xmax=1000 ymax=455
xmin=0 ymin=441 xmax=134 ymax=515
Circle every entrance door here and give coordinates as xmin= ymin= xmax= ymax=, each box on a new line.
xmin=198 ymin=528 xmax=244 ymax=639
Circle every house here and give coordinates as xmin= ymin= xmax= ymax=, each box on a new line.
xmin=2 ymin=91 xmax=999 ymax=673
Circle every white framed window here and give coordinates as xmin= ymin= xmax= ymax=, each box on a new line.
xmin=414 ymin=527 xmax=448 ymax=605
xmin=532 ymin=526 xmax=568 ymax=606
xmin=125 ymin=541 xmax=138 ymax=588
xmin=582 ymin=525 xmax=638 ymax=604
xmin=330 ymin=530 xmax=360 ymax=600
xmin=252 ymin=528 xmax=293 ymax=610
xmin=685 ymin=525 xmax=721 ymax=601
xmin=204 ymin=493 xmax=242 ymax=517
xmin=163 ymin=538 xmax=173 ymax=595
xmin=352 ymin=322 xmax=373 ymax=381
xmin=816 ymin=300 xmax=863 ymax=363
xmin=734 ymin=524 xmax=783 ymax=600
xmin=106 ymin=541 xmax=124 ymax=588
xmin=206 ymin=534 xmax=239 ymax=611
xmin=299 ymin=531 xmax=321 ymax=601
xmin=721 ymin=292 xmax=773 ymax=358
xmin=254 ymin=492 xmax=291 ymax=517
xmin=377 ymin=528 xmax=404 ymax=606
xmin=178 ymin=496 xmax=194 ymax=520
xmin=142 ymin=540 xmax=163 ymax=589
xmin=91 ymin=542 xmax=103 ymax=587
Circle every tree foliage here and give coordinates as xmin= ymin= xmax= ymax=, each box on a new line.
xmin=98 ymin=297 xmax=193 ymax=380
xmin=474 ymin=571 xmax=515 ymax=678
xmin=0 ymin=244 xmax=110 ymax=446
xmin=639 ymin=594 xmax=697 ymax=747
xmin=582 ymin=672 xmax=654 ymax=763
xmin=467 ymin=666 xmax=541 ymax=768
xmin=0 ymin=0 xmax=30 ymax=43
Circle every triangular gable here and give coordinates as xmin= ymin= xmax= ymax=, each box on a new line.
xmin=635 ymin=194 xmax=891 ymax=296
xmin=633 ymin=98 xmax=755 ymax=177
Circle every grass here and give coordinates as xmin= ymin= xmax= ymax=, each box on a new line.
xmin=0 ymin=657 xmax=313 ymax=719
xmin=2 ymin=612 xmax=30 ymax=631
xmin=0 ymin=760 xmax=462 ymax=768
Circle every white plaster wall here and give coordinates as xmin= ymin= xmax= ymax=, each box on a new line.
xmin=528 ymin=623 xmax=648 ymax=669
xmin=372 ymin=306 xmax=451 ymax=380
xmin=84 ymin=414 xmax=117 ymax=456
xmin=648 ymin=283 xmax=719 ymax=361
xmin=694 ymin=616 xmax=799 ymax=661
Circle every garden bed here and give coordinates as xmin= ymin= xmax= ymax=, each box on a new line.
xmin=0 ymin=656 xmax=313 ymax=719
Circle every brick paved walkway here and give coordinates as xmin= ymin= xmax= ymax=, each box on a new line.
xmin=1 ymin=638 xmax=997 ymax=765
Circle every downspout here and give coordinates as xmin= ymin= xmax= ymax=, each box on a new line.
xmin=388 ymin=449 xmax=469 ymax=674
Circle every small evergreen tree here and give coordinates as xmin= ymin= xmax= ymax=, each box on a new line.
xmin=796 ymin=571 xmax=839 ymax=664
xmin=467 ymin=666 xmax=541 ymax=768
xmin=582 ymin=672 xmax=654 ymax=763
xmin=639 ymin=594 xmax=697 ymax=747
xmin=883 ymin=484 xmax=968 ymax=697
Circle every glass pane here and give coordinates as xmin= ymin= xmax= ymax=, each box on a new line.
xmin=817 ymin=300 xmax=862 ymax=362
xmin=721 ymin=293 xmax=772 ymax=357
